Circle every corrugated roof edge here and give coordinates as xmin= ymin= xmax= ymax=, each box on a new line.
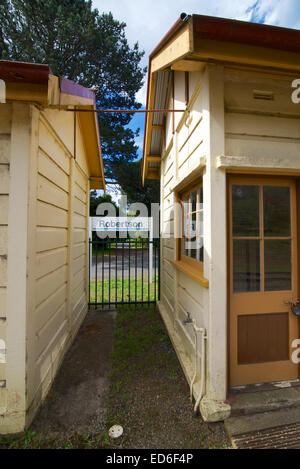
xmin=142 ymin=15 xmax=187 ymax=183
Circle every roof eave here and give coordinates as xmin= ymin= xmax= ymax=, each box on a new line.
xmin=143 ymin=14 xmax=300 ymax=184
xmin=0 ymin=60 xmax=105 ymax=190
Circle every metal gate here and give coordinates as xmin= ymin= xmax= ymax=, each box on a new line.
xmin=88 ymin=238 xmax=160 ymax=308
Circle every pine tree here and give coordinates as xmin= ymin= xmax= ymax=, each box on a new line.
xmin=0 ymin=0 xmax=146 ymax=183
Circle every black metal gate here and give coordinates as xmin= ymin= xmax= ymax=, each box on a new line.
xmin=88 ymin=238 xmax=160 ymax=308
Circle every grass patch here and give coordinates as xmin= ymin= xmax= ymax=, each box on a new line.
xmin=89 ymin=276 xmax=159 ymax=304
xmin=104 ymin=305 xmax=229 ymax=449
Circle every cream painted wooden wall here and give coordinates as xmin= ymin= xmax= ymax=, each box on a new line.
xmin=160 ymin=70 xmax=210 ymax=394
xmin=0 ymin=104 xmax=11 ymax=412
xmin=0 ymin=104 xmax=91 ymax=433
xmin=26 ymin=107 xmax=90 ymax=422
xmin=224 ymin=71 xmax=300 ymax=158
xmin=159 ymin=66 xmax=300 ymax=407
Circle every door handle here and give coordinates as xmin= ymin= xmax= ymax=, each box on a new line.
xmin=291 ymin=305 xmax=300 ymax=317
xmin=286 ymin=299 xmax=300 ymax=317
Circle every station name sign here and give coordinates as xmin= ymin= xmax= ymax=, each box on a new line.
xmin=91 ymin=217 xmax=150 ymax=232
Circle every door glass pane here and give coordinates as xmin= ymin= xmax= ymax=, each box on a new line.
xmin=264 ymin=240 xmax=291 ymax=291
xmin=232 ymin=185 xmax=260 ymax=237
xmin=264 ymin=186 xmax=291 ymax=237
xmin=233 ymin=240 xmax=261 ymax=292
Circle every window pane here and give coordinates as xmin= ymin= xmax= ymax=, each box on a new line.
xmin=197 ymin=212 xmax=203 ymax=236
xmin=232 ymin=185 xmax=260 ymax=237
xmin=183 ymin=238 xmax=188 ymax=257
xmin=187 ymin=238 xmax=197 ymax=259
xmin=199 ymin=187 xmax=203 ymax=205
xmin=264 ymin=186 xmax=291 ymax=237
xmin=184 ymin=211 xmax=189 ymax=237
xmin=233 ymin=240 xmax=260 ymax=292
xmin=197 ymin=237 xmax=204 ymax=262
xmin=191 ymin=191 xmax=197 ymax=213
xmin=183 ymin=197 xmax=189 ymax=220
xmin=264 ymin=240 xmax=291 ymax=291
xmin=191 ymin=213 xmax=196 ymax=236
xmin=181 ymin=184 xmax=203 ymax=263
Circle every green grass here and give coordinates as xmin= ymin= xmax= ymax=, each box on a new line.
xmin=104 ymin=305 xmax=229 ymax=449
xmin=89 ymin=276 xmax=159 ymax=304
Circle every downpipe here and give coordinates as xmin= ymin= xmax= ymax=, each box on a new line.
xmin=183 ymin=314 xmax=207 ymax=414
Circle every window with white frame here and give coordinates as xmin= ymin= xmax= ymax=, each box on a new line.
xmin=179 ymin=182 xmax=204 ymax=267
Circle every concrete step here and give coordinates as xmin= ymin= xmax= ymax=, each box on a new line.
xmin=225 ymin=406 xmax=300 ymax=438
xmin=227 ymin=386 xmax=300 ymax=416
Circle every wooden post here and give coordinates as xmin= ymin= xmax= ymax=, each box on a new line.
xmin=203 ymin=64 xmax=227 ymax=401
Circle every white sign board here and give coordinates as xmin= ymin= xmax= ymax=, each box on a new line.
xmin=91 ymin=217 xmax=150 ymax=232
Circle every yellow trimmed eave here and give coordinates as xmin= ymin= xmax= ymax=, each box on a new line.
xmin=5 ymin=81 xmax=49 ymax=106
xmin=4 ymin=72 xmax=105 ymax=190
xmin=77 ymin=107 xmax=105 ymax=191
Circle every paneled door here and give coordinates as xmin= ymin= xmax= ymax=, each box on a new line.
xmin=229 ymin=177 xmax=299 ymax=386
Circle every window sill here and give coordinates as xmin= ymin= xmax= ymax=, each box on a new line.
xmin=171 ymin=260 xmax=209 ymax=288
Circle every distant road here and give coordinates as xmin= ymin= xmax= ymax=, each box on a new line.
xmin=91 ymin=248 xmax=159 ymax=281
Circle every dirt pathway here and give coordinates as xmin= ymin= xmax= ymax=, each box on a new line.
xmin=31 ymin=309 xmax=115 ymax=445
xmin=0 ymin=306 xmax=229 ymax=449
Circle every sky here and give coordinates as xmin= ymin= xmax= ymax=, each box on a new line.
xmin=92 ymin=0 xmax=300 ymax=201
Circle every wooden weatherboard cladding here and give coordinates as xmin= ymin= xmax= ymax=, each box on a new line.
xmin=238 ymin=313 xmax=289 ymax=365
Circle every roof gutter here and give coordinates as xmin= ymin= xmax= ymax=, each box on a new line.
xmin=192 ymin=14 xmax=300 ymax=55
xmin=0 ymin=60 xmax=52 ymax=84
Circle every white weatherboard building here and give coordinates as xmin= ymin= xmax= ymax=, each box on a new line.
xmin=0 ymin=60 xmax=105 ymax=434
xmin=142 ymin=14 xmax=300 ymax=422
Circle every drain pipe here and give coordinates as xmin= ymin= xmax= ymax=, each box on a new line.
xmin=193 ymin=325 xmax=207 ymax=415
xmin=183 ymin=314 xmax=207 ymax=414
xmin=183 ymin=315 xmax=198 ymax=401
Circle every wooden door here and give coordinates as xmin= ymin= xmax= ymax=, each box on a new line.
xmin=229 ymin=176 xmax=299 ymax=386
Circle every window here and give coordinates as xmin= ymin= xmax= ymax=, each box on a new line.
xmin=179 ymin=183 xmax=204 ymax=267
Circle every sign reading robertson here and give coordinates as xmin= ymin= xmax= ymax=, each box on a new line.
xmin=92 ymin=217 xmax=150 ymax=232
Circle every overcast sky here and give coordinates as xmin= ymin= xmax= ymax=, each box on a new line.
xmin=92 ymin=0 xmax=300 ymax=199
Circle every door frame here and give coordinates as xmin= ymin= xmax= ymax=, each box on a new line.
xmin=227 ymin=174 xmax=300 ymax=389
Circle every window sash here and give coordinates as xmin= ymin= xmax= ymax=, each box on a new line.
xmin=180 ymin=183 xmax=203 ymax=264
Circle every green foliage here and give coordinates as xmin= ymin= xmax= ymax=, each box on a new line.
xmin=0 ymin=429 xmax=36 ymax=449
xmin=114 ymin=159 xmax=160 ymax=210
xmin=0 ymin=0 xmax=146 ymax=185
xmin=90 ymin=190 xmax=118 ymax=217
xmin=23 ymin=430 xmax=36 ymax=449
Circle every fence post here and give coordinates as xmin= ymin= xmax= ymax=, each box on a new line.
xmin=89 ymin=218 xmax=92 ymax=287
xmin=149 ymin=218 xmax=153 ymax=284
